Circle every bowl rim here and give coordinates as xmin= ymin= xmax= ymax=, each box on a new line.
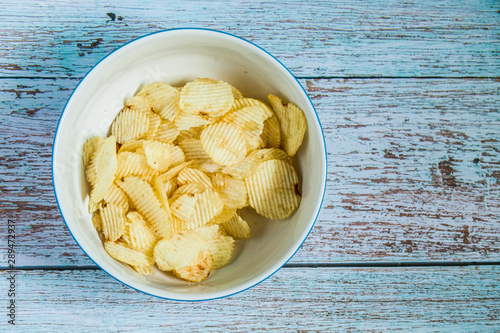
xmin=52 ymin=28 xmax=327 ymax=301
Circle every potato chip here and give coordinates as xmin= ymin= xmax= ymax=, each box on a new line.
xmin=117 ymin=176 xmax=172 ymax=239
xmin=83 ymin=136 xmax=104 ymax=167
xmin=174 ymin=126 xmax=203 ymax=143
xmin=179 ymin=78 xmax=234 ymax=117
xmin=261 ymin=113 xmax=281 ymax=148
xmin=105 ymin=241 xmax=155 ymax=267
xmin=126 ymin=211 xmax=158 ymax=253
xmin=133 ymin=265 xmax=155 ymax=276
xmin=169 ymin=192 xmax=197 ymax=222
xmin=193 ymin=225 xmax=234 ymax=269
xmin=230 ymin=84 xmax=243 ymax=99
xmin=92 ymin=211 xmax=102 ymax=232
xmin=88 ymin=199 xmax=101 ymax=214
xmin=143 ymin=110 xmax=162 ymax=140
xmin=100 ymin=203 xmax=126 ymax=241
xmin=223 ymin=105 xmax=270 ymax=150
xmin=229 ymin=97 xmax=272 ymax=115
xmin=170 ymin=183 xmax=207 ymax=204
xmin=208 ymin=208 xmax=236 ymax=225
xmin=154 ymin=231 xmax=209 ymax=271
xmin=211 ymin=173 xmax=247 ymax=209
xmin=164 ymin=178 xmax=178 ymax=198
xmin=153 ymin=120 xmax=179 ymax=144
xmin=166 ymin=144 xmax=185 ymax=167
xmin=221 ymin=213 xmax=250 ymax=239
xmin=245 ymin=159 xmax=301 ymax=219
xmin=177 ymin=167 xmax=212 ymax=188
xmin=220 ymin=153 xmax=261 ymax=179
xmin=117 ymin=139 xmax=144 ymax=153
xmin=143 ymin=140 xmax=171 ymax=172
xmin=103 ymin=183 xmax=129 ymax=211
xmin=177 ymin=138 xmax=222 ymax=171
xmin=124 ymin=96 xmax=152 ymax=113
xmin=173 ymin=249 xmax=213 ymax=282
xmin=171 ymin=214 xmax=188 ymax=234
xmin=267 ymin=94 xmax=307 ymax=156
xmin=157 ymin=161 xmax=193 ymax=183
xmin=116 ymin=151 xmax=156 ymax=181
xmin=136 ymin=82 xmax=181 ymax=121
xmin=200 ymin=122 xmax=248 ymax=166
xmin=86 ymin=136 xmax=118 ymax=203
xmin=248 ymin=148 xmax=292 ymax=165
xmin=175 ymin=111 xmax=210 ymax=131
xmin=111 ymin=108 xmax=150 ymax=144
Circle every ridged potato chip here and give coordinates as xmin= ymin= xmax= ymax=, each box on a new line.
xmin=208 ymin=208 xmax=236 ymax=225
xmin=83 ymin=136 xmax=104 ymax=167
xmin=169 ymin=192 xmax=197 ymax=222
xmin=88 ymin=199 xmax=101 ymax=214
xmin=137 ymin=82 xmax=181 ymax=121
xmin=177 ymin=138 xmax=222 ymax=172
xmin=105 ymin=241 xmax=155 ymax=267
xmin=223 ymin=105 xmax=270 ymax=150
xmin=193 ymin=225 xmax=234 ymax=269
xmin=126 ymin=211 xmax=158 ymax=253
xmin=153 ymin=120 xmax=179 ymax=144
xmin=200 ymin=122 xmax=248 ymax=166
xmin=133 ymin=265 xmax=155 ymax=276
xmin=143 ymin=110 xmax=162 ymax=140
xmin=211 ymin=173 xmax=247 ymax=209
xmin=117 ymin=139 xmax=144 ymax=153
xmin=175 ymin=111 xmax=210 ymax=131
xmin=117 ymin=176 xmax=172 ymax=239
xmin=100 ymin=203 xmax=126 ymax=241
xmin=173 ymin=249 xmax=213 ymax=282
xmin=143 ymin=140 xmax=171 ymax=172
xmin=177 ymin=167 xmax=212 ymax=188
xmin=267 ymin=94 xmax=307 ymax=156
xmin=248 ymin=148 xmax=292 ymax=165
xmin=230 ymin=84 xmax=243 ymax=99
xmin=221 ymin=213 xmax=250 ymax=239
xmin=170 ymin=188 xmax=223 ymax=230
xmin=124 ymin=96 xmax=152 ymax=113
xmin=261 ymin=113 xmax=281 ymax=148
xmin=116 ymin=151 xmax=156 ymax=181
xmin=166 ymin=144 xmax=185 ymax=167
xmin=175 ymin=126 xmax=203 ymax=143
xmin=103 ymin=183 xmax=129 ymax=211
xmin=164 ymin=178 xmax=178 ymax=198
xmin=229 ymin=98 xmax=273 ymax=118
xmin=179 ymin=78 xmax=234 ymax=117
xmin=111 ymin=108 xmax=150 ymax=144
xmin=220 ymin=153 xmax=262 ymax=179
xmin=154 ymin=231 xmax=210 ymax=271
xmin=86 ymin=136 xmax=118 ymax=203
xmin=157 ymin=161 xmax=193 ymax=183
xmin=92 ymin=211 xmax=102 ymax=232
xmin=245 ymin=159 xmax=301 ymax=219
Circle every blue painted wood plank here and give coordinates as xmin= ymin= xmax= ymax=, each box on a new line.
xmin=1 ymin=78 xmax=498 ymax=267
xmin=0 ymin=0 xmax=498 ymax=78
xmin=0 ymin=266 xmax=498 ymax=331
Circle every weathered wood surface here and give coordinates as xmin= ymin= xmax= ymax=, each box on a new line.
xmin=1 ymin=78 xmax=498 ymax=268
xmin=0 ymin=0 xmax=499 ymax=78
xmin=0 ymin=266 xmax=498 ymax=331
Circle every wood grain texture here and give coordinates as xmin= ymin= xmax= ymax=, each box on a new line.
xmin=1 ymin=78 xmax=498 ymax=267
xmin=0 ymin=0 xmax=499 ymax=78
xmin=0 ymin=266 xmax=498 ymax=331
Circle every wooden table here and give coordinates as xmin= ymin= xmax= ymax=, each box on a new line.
xmin=1 ymin=1 xmax=499 ymax=331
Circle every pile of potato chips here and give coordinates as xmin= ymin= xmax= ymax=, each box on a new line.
xmin=83 ymin=78 xmax=307 ymax=282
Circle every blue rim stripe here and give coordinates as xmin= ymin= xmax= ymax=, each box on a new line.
xmin=52 ymin=28 xmax=327 ymax=302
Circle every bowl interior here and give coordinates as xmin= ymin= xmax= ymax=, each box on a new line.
xmin=53 ymin=29 xmax=326 ymax=300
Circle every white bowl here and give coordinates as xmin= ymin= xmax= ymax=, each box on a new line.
xmin=52 ymin=29 xmax=327 ymax=301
